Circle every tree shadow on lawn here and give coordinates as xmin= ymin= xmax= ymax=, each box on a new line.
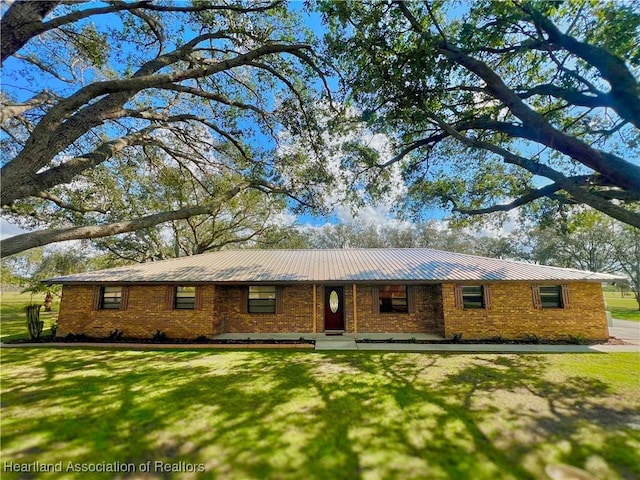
xmin=1 ymin=349 xmax=639 ymax=480
xmin=445 ymin=355 xmax=640 ymax=478
xmin=326 ymin=352 xmax=640 ymax=480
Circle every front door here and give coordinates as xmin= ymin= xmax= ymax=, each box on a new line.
xmin=324 ymin=286 xmax=345 ymax=331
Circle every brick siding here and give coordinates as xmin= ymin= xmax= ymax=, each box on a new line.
xmin=57 ymin=285 xmax=221 ymax=339
xmin=56 ymin=281 xmax=608 ymax=340
xmin=218 ymin=285 xmax=315 ymax=333
xmin=441 ymin=282 xmax=608 ymax=340
xmin=354 ymin=285 xmax=444 ymax=334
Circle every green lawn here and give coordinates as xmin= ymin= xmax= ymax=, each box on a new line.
xmin=0 ymin=292 xmax=59 ymax=340
xmin=1 ymin=348 xmax=638 ymax=480
xmin=604 ymin=293 xmax=640 ymax=322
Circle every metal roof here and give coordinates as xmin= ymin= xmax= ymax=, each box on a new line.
xmin=45 ymin=248 xmax=623 ymax=284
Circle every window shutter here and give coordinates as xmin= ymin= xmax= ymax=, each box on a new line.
xmin=561 ymin=284 xmax=570 ymax=309
xmin=92 ymin=286 xmax=102 ymax=311
xmin=120 ymin=286 xmax=130 ymax=310
xmin=532 ymin=284 xmax=542 ymax=309
xmin=483 ymin=285 xmax=492 ymax=310
xmin=240 ymin=287 xmax=248 ymax=314
xmin=165 ymin=286 xmax=175 ymax=310
xmin=371 ymin=285 xmax=380 ymax=314
xmin=407 ymin=286 xmax=416 ymax=314
xmin=454 ymin=284 xmax=463 ymax=309
xmin=195 ymin=286 xmax=204 ymax=310
xmin=276 ymin=286 xmax=284 ymax=314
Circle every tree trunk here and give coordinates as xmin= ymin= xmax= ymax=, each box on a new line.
xmin=0 ymin=184 xmax=248 ymax=257
xmin=1 ymin=1 xmax=61 ymax=63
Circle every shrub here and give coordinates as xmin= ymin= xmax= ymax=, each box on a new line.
xmin=25 ymin=305 xmax=44 ymax=340
xmin=152 ymin=330 xmax=167 ymax=342
xmin=523 ymin=333 xmax=541 ymax=344
xmin=568 ymin=334 xmax=587 ymax=345
xmin=108 ymin=329 xmax=124 ymax=341
xmin=64 ymin=333 xmax=90 ymax=341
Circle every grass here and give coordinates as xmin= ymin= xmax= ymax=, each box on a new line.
xmin=0 ymin=292 xmax=59 ymax=340
xmin=1 ymin=348 xmax=639 ymax=480
xmin=604 ymin=293 xmax=640 ymax=322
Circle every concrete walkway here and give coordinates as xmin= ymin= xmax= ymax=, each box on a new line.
xmin=2 ymin=340 xmax=636 ymax=353
xmin=0 ymin=326 xmax=640 ymax=353
xmin=2 ymin=320 xmax=637 ymax=353
xmin=211 ymin=326 xmax=639 ymax=352
xmin=608 ymin=318 xmax=640 ymax=346
xmin=212 ymin=332 xmax=445 ymax=342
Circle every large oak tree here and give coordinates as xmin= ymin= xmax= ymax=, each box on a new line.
xmin=1 ymin=0 xmax=331 ymax=257
xmin=322 ymin=0 xmax=640 ymax=227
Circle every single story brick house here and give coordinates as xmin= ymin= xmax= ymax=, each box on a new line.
xmin=46 ymin=248 xmax=621 ymax=341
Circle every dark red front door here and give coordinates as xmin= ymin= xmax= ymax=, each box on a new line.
xmin=324 ymin=286 xmax=345 ymax=331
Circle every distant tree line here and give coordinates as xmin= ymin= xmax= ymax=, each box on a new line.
xmin=4 ymin=208 xmax=638 ymax=309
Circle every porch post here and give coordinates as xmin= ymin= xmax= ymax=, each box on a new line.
xmin=353 ymin=283 xmax=358 ymax=334
xmin=312 ymin=283 xmax=317 ymax=333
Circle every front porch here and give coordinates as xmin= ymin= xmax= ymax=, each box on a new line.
xmin=213 ymin=332 xmax=446 ymax=341
xmin=213 ymin=331 xmax=446 ymax=351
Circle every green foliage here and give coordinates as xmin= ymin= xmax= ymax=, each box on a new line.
xmin=567 ymin=334 xmax=587 ymax=345
xmin=1 ymin=292 xmax=58 ymax=341
xmin=585 ymin=2 xmax=640 ymax=64
xmin=108 ymin=329 xmax=124 ymax=341
xmin=2 ymin=1 xmax=332 ymax=255
xmin=321 ymin=0 xmax=640 ymax=227
xmin=90 ymin=163 xmax=294 ymax=262
xmin=151 ymin=330 xmax=167 ymax=342
xmin=1 ymin=264 xmax=23 ymax=287
xmin=72 ymin=23 xmax=109 ymax=67
xmin=295 ymin=218 xmax=517 ymax=259
xmin=524 ymin=212 xmax=619 ymax=272
xmin=523 ymin=333 xmax=541 ymax=344
xmin=14 ymin=248 xmax=89 ymax=294
xmin=520 ymin=208 xmax=640 ymax=309
xmin=25 ymin=304 xmax=43 ymax=340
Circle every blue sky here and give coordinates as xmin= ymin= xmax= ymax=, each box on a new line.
xmin=0 ymin=1 xmax=512 ymax=246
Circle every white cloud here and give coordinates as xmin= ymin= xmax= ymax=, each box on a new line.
xmin=269 ymin=211 xmax=298 ymax=227
xmin=277 ymin=103 xmax=407 ymax=228
xmin=0 ymin=219 xmax=25 ymax=240
xmin=464 ymin=209 xmax=522 ymax=238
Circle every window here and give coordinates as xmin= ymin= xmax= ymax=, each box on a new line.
xmin=455 ymin=284 xmax=492 ymax=310
xmin=540 ymin=285 xmax=563 ymax=308
xmin=248 ymin=286 xmax=276 ymax=313
xmin=101 ymin=286 xmax=122 ymax=310
xmin=379 ymin=285 xmax=408 ymax=313
xmin=175 ymin=286 xmax=196 ymax=309
xmin=462 ymin=286 xmax=484 ymax=309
